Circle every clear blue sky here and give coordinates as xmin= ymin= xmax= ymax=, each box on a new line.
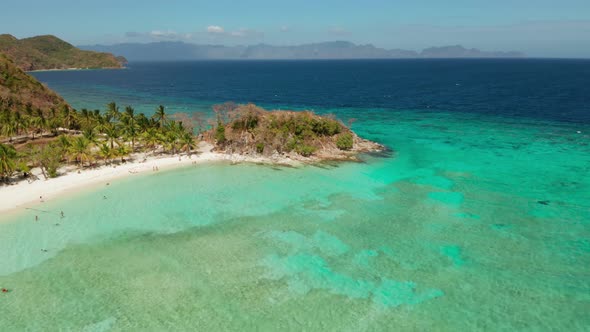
xmin=2 ymin=0 xmax=589 ymax=57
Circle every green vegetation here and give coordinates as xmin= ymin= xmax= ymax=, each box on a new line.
xmin=336 ymin=133 xmax=354 ymax=150
xmin=215 ymin=122 xmax=226 ymax=144
xmin=0 ymin=34 xmax=126 ymax=71
xmin=208 ymin=103 xmax=356 ymax=157
xmin=295 ymin=143 xmax=317 ymax=157
xmin=0 ymin=143 xmax=17 ymax=181
xmin=0 ymin=101 xmax=199 ymax=183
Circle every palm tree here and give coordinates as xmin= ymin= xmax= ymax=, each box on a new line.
xmin=97 ymin=143 xmax=114 ymax=165
xmin=0 ymin=109 xmax=11 ymax=138
xmin=163 ymin=121 xmax=183 ymax=154
xmin=51 ymin=134 xmax=70 ymax=163
xmin=47 ymin=108 xmax=61 ymax=134
xmin=56 ymin=134 xmax=71 ymax=150
xmin=29 ymin=109 xmax=46 ymax=140
xmin=106 ymin=102 xmax=120 ymax=121
xmin=68 ymin=137 xmax=93 ymax=167
xmin=83 ymin=128 xmax=99 ymax=146
xmin=0 ymin=108 xmax=10 ymax=126
xmin=95 ymin=111 xmax=112 ymax=132
xmin=79 ymin=108 xmax=94 ymax=131
xmin=102 ymin=124 xmax=120 ymax=149
xmin=122 ymin=106 xmax=135 ymax=120
xmin=179 ymin=132 xmax=196 ymax=157
xmin=0 ymin=115 xmax=16 ymax=141
xmin=60 ymin=105 xmax=77 ymax=130
xmin=136 ymin=113 xmax=150 ymax=132
xmin=115 ymin=144 xmax=130 ymax=163
xmin=13 ymin=111 xmax=25 ymax=136
xmin=121 ymin=106 xmax=139 ymax=151
xmin=141 ymin=128 xmax=161 ymax=155
xmin=0 ymin=143 xmax=17 ymax=182
xmin=152 ymin=105 xmax=167 ymax=127
xmin=90 ymin=109 xmax=102 ymax=127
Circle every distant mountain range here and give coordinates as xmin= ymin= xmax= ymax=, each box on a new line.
xmin=0 ymin=34 xmax=127 ymax=71
xmin=79 ymin=41 xmax=525 ymax=61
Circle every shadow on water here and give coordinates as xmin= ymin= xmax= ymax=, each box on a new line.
xmin=364 ymin=147 xmax=394 ymax=159
xmin=310 ymin=161 xmax=341 ymax=169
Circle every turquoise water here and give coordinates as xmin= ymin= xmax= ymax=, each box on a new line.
xmin=1 ymin=108 xmax=589 ymax=330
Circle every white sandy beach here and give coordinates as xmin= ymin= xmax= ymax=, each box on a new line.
xmin=0 ymin=142 xmax=299 ymax=216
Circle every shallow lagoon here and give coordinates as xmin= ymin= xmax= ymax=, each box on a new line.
xmin=1 ymin=109 xmax=589 ymax=330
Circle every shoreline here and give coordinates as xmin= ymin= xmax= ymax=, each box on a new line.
xmin=0 ymin=142 xmax=300 ymax=218
xmin=27 ymin=67 xmax=126 ymax=73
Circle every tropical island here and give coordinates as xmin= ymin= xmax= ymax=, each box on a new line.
xmin=0 ymin=34 xmax=126 ymax=71
xmin=0 ymin=100 xmax=383 ymax=183
xmin=0 ymin=51 xmax=383 ymax=212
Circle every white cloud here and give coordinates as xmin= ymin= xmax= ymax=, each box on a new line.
xmin=118 ymin=26 xmax=265 ymax=45
xmin=204 ymin=26 xmax=263 ymax=40
xmin=207 ymin=25 xmax=225 ymax=34
xmin=149 ymin=30 xmax=178 ymax=39
xmin=280 ymin=26 xmax=290 ymax=32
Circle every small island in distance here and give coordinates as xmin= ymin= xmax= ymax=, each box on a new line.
xmin=0 ymin=34 xmax=127 ymax=71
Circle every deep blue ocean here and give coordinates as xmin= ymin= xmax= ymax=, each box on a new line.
xmin=32 ymin=59 xmax=590 ymax=123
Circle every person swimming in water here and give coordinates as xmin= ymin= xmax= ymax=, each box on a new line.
xmin=60 ymin=211 xmax=64 ymax=218
xmin=1 ymin=288 xmax=8 ymax=293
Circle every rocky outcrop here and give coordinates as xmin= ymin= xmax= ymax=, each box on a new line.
xmin=205 ymin=103 xmax=385 ymax=163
